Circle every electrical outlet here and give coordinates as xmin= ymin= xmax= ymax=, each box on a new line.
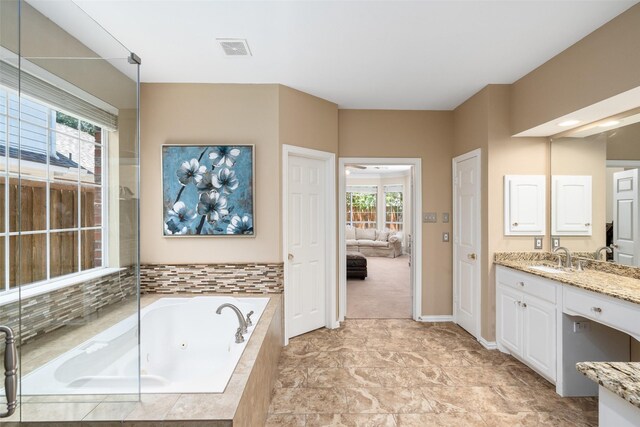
xmin=534 ymin=237 xmax=543 ymax=250
xmin=423 ymin=212 xmax=437 ymax=223
xmin=573 ymin=321 xmax=590 ymax=333
xmin=442 ymin=213 xmax=449 ymax=223
xmin=552 ymin=237 xmax=561 ymax=249
xmin=442 ymin=232 xmax=450 ymax=242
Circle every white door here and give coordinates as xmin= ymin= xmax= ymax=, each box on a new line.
xmin=287 ymin=155 xmax=326 ymax=338
xmin=613 ymin=169 xmax=639 ymax=266
xmin=453 ymin=150 xmax=481 ymax=337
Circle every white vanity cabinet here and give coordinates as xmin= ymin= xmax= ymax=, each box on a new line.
xmin=496 ymin=267 xmax=557 ymax=382
xmin=504 ymin=175 xmax=546 ymax=235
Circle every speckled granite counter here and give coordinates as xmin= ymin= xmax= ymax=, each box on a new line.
xmin=576 ymin=362 xmax=640 ymax=409
xmin=494 ymin=252 xmax=640 ymax=305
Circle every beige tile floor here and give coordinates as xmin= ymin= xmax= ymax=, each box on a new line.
xmin=266 ymin=319 xmax=598 ymax=427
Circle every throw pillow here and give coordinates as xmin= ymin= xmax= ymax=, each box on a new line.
xmin=356 ymin=228 xmax=376 ymax=241
xmin=346 ymin=226 xmax=356 ymax=240
xmin=377 ymin=230 xmax=390 ymax=242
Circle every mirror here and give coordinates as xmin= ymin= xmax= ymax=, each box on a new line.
xmin=551 ymin=111 xmax=640 ymax=267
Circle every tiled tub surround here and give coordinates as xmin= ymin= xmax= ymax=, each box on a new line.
xmin=1 ymin=294 xmax=283 ymax=426
xmin=494 ymin=252 xmax=640 ymax=304
xmin=266 ymin=319 xmax=598 ymax=426
xmin=0 ymin=267 xmax=137 ymax=365
xmin=577 ymin=362 xmax=640 ymax=409
xmin=140 ymin=263 xmax=284 ymax=294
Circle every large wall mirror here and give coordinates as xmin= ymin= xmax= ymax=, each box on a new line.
xmin=551 ymin=110 xmax=640 ymax=267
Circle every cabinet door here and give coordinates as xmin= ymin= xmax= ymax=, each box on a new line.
xmin=552 ymin=175 xmax=592 ymax=236
xmin=496 ymin=284 xmax=522 ymax=356
xmin=504 ymin=175 xmax=546 ymax=235
xmin=522 ymin=294 xmax=556 ymax=381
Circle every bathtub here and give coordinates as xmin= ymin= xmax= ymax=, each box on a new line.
xmin=19 ymin=296 xmax=270 ymax=395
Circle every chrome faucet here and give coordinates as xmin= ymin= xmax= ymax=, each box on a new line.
xmin=553 ymin=246 xmax=573 ymax=268
xmin=594 ymin=246 xmax=612 ymax=261
xmin=216 ymin=303 xmax=248 ymax=343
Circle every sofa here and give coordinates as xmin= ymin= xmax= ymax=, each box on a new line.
xmin=346 ymin=227 xmax=402 ymax=258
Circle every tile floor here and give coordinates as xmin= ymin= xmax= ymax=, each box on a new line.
xmin=266 ymin=319 xmax=598 ymax=427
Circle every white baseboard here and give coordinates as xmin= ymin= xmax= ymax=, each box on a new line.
xmin=479 ymin=337 xmax=498 ymax=350
xmin=418 ymin=315 xmax=454 ymax=322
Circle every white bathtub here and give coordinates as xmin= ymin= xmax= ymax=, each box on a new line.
xmin=19 ymin=296 xmax=270 ymax=395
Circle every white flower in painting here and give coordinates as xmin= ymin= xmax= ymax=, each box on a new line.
xmin=195 ymin=171 xmax=220 ymax=193
xmin=176 ymin=158 xmax=206 ymax=186
xmin=227 ymin=214 xmax=253 ymax=235
xmin=197 ymin=191 xmax=229 ymax=223
xmin=212 ymin=168 xmax=239 ymax=194
xmin=209 ymin=146 xmax=241 ymax=167
xmin=164 ymin=219 xmax=187 ymax=235
xmin=167 ymin=201 xmax=197 ymax=226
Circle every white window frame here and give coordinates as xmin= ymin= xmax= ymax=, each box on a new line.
xmin=383 ymin=184 xmax=404 ymax=231
xmin=0 ymin=86 xmax=109 ymax=296
xmin=346 ymin=185 xmax=378 ymax=229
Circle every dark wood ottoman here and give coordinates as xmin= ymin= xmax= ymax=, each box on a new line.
xmin=346 ymin=252 xmax=367 ymax=280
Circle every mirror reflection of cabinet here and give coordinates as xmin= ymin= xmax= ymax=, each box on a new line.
xmin=551 ymin=175 xmax=592 ymax=236
xmin=504 ymin=175 xmax=546 ymax=236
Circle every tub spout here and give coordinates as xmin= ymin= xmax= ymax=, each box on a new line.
xmin=216 ymin=304 xmax=248 ymax=343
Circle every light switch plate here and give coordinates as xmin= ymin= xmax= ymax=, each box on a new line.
xmin=552 ymin=237 xmax=561 ymax=249
xmin=442 ymin=232 xmax=450 ymax=242
xmin=442 ymin=213 xmax=450 ymax=223
xmin=534 ymin=237 xmax=543 ymax=250
xmin=423 ymin=212 xmax=437 ymax=223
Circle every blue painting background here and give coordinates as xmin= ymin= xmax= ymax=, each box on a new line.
xmin=161 ymin=145 xmax=254 ymax=235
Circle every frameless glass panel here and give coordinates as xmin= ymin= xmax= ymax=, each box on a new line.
xmin=49 ymin=230 xmax=78 ymax=279
xmin=50 ymin=181 xmax=78 ymax=229
xmin=9 ymin=233 xmax=46 ymax=287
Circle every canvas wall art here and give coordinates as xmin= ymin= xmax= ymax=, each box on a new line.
xmin=162 ymin=144 xmax=254 ymax=236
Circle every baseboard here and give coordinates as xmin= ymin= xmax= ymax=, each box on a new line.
xmin=418 ymin=315 xmax=454 ymax=322
xmin=479 ymin=337 xmax=498 ymax=350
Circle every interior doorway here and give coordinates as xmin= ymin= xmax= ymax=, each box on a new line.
xmin=338 ymin=158 xmax=422 ymax=321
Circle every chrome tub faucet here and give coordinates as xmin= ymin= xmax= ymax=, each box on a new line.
xmin=216 ymin=303 xmax=248 ymax=343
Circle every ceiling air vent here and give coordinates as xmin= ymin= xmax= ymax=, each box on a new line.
xmin=217 ymin=38 xmax=252 ymax=57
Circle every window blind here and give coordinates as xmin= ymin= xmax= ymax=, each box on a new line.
xmin=384 ymin=184 xmax=403 ymax=193
xmin=0 ymin=60 xmax=118 ymax=130
xmin=347 ymin=185 xmax=377 ymax=194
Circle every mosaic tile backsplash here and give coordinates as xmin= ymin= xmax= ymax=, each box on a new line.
xmin=140 ymin=263 xmax=284 ymax=294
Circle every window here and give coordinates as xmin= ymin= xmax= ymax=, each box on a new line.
xmin=346 ymin=185 xmax=377 ymax=229
xmin=0 ymin=87 xmax=106 ymax=293
xmin=384 ymin=185 xmax=403 ymax=231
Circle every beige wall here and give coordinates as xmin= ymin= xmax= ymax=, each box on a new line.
xmin=140 ymin=84 xmax=281 ymax=264
xmin=453 ymin=85 xmax=548 ymax=341
xmin=339 ymin=110 xmax=454 ymax=317
xmin=510 ymin=3 xmax=640 ymax=135
xmin=607 ymin=121 xmax=640 ymax=161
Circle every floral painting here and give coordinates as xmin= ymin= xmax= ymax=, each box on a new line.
xmin=162 ymin=145 xmax=254 ymax=236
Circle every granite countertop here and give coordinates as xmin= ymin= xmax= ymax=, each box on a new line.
xmin=577 ymin=362 xmax=640 ymax=409
xmin=494 ymin=253 xmax=640 ymax=305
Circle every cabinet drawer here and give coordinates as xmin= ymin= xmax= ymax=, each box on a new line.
xmin=563 ymin=286 xmax=640 ymax=338
xmin=496 ymin=267 xmax=557 ymax=304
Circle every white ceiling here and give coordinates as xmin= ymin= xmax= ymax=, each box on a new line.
xmin=67 ymin=0 xmax=637 ymax=110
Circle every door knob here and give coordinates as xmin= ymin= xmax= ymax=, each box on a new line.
xmin=611 ymin=244 xmax=619 ymax=249
xmin=512 ymin=222 xmax=518 ymax=227
xmin=288 ymin=253 xmax=294 ymax=260
xmin=467 ymin=253 xmax=477 ymax=260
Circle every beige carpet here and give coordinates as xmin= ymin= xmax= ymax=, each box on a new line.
xmin=347 ymin=255 xmax=411 ymax=319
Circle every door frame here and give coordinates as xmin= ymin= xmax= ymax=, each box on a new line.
xmin=282 ymin=144 xmax=337 ymax=345
xmin=452 ymin=148 xmax=482 ymax=340
xmin=338 ymin=157 xmax=422 ymax=322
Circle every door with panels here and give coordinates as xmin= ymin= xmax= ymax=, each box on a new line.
xmin=613 ymin=169 xmax=639 ymax=266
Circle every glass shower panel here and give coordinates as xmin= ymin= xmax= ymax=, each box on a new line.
xmin=1 ymin=0 xmax=140 ymax=423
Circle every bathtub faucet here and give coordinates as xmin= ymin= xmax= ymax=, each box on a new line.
xmin=216 ymin=303 xmax=248 ymax=343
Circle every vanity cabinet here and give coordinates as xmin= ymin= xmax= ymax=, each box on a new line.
xmin=504 ymin=175 xmax=546 ymax=235
xmin=552 ymin=175 xmax=593 ymax=236
xmin=496 ymin=267 xmax=557 ymax=382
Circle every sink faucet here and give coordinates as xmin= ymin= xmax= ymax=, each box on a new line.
xmin=216 ymin=303 xmax=248 ymax=343
xmin=594 ymin=246 xmax=612 ymax=261
xmin=553 ymin=246 xmax=573 ymax=268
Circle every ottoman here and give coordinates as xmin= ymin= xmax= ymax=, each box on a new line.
xmin=346 ymin=251 xmax=368 ymax=280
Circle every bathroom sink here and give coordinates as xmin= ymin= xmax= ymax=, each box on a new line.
xmin=528 ymin=265 xmax=566 ymax=274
